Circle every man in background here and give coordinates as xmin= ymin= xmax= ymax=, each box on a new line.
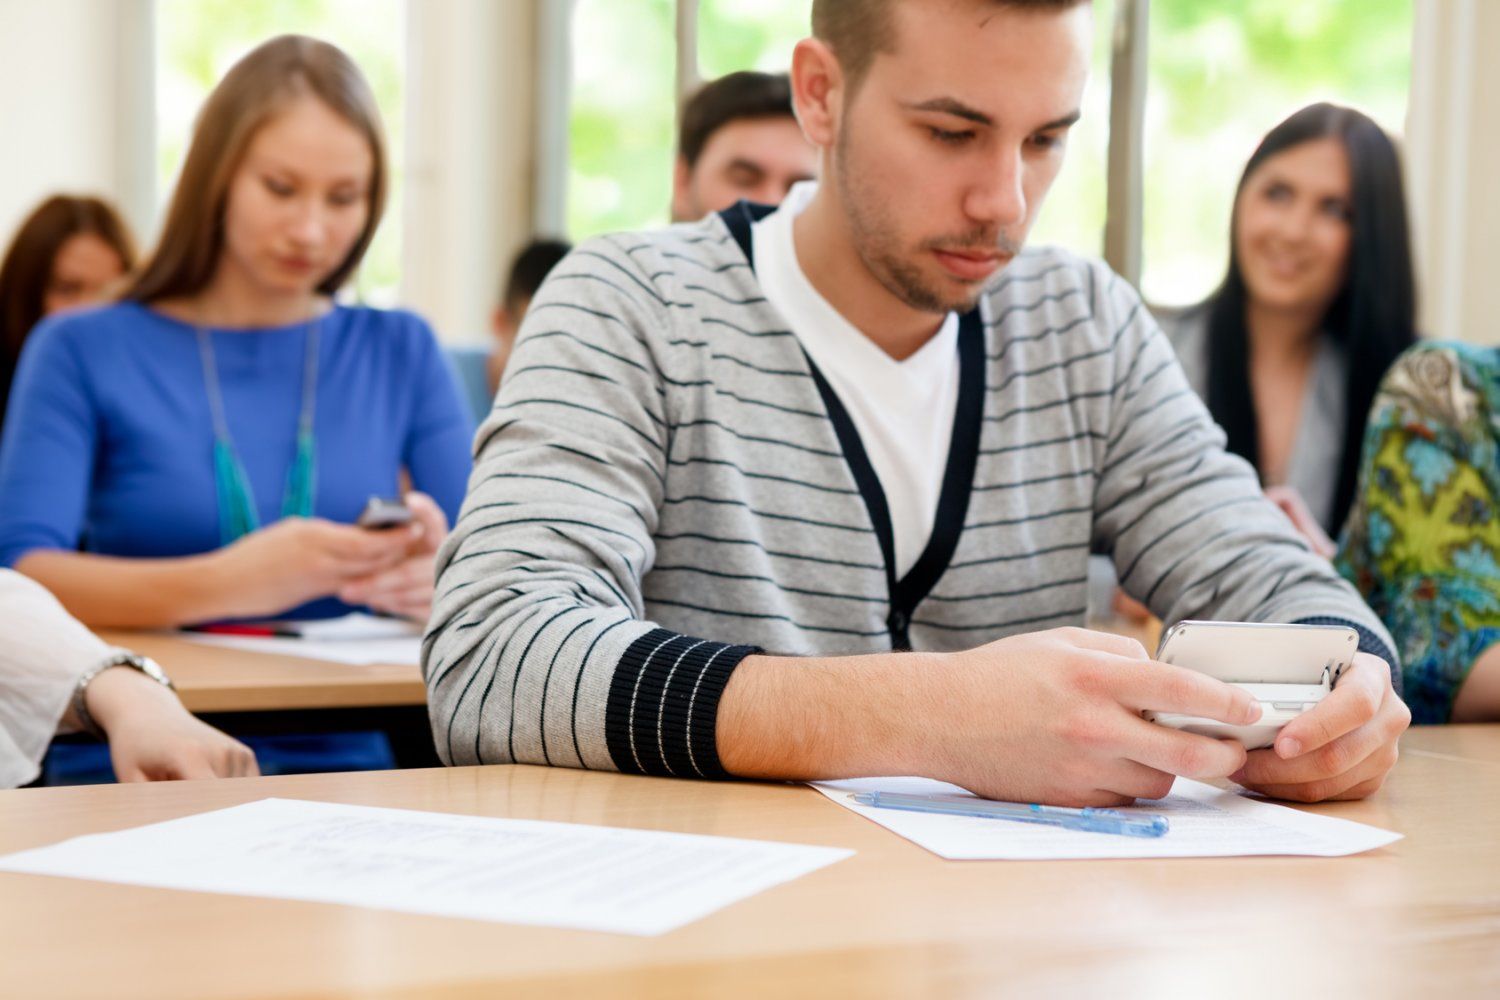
xmin=671 ymin=71 xmax=818 ymax=221
xmin=486 ymin=238 xmax=572 ymax=397
xmin=444 ymin=238 xmax=571 ymax=425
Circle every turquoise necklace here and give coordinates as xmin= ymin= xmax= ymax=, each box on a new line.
xmin=195 ymin=318 xmax=320 ymax=544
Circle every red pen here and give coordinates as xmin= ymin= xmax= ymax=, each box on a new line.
xmin=186 ymin=623 xmax=300 ymax=638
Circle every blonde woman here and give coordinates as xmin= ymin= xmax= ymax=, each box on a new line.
xmin=0 ymin=36 xmax=471 ymax=628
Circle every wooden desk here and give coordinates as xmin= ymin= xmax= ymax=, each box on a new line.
xmin=1403 ymin=724 xmax=1500 ymax=768
xmin=98 ymin=630 xmax=426 ymax=714
xmin=2 ymin=727 xmax=1498 ymax=999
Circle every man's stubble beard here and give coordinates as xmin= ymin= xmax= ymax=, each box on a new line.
xmin=834 ymin=116 xmax=1019 ymax=316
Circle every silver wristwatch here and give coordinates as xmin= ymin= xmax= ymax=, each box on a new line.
xmin=71 ymin=648 xmax=175 ymax=739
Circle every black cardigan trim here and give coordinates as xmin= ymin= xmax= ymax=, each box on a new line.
xmin=719 ymin=201 xmax=982 ymax=648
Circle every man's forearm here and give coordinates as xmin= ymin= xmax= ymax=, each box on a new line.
xmin=715 ymin=651 xmax=945 ymax=780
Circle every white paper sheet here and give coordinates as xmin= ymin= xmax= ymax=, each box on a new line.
xmin=0 ymin=798 xmax=852 ymax=935
xmin=281 ymin=613 xmax=421 ymax=641
xmin=175 ymin=631 xmax=421 ymax=666
xmin=812 ymin=777 xmax=1401 ymax=860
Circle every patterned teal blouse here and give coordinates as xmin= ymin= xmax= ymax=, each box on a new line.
xmin=1337 ymin=341 xmax=1500 ymax=723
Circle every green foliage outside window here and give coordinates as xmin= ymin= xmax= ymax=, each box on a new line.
xmin=567 ymin=0 xmax=812 ymax=241
xmin=695 ymin=0 xmax=807 ymax=79
xmin=567 ymin=0 xmax=677 ymax=238
xmin=154 ymin=0 xmax=1417 ymax=304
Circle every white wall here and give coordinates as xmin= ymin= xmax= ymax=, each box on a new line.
xmin=0 ymin=0 xmax=154 ymax=246
xmin=1407 ymin=0 xmax=1500 ymax=345
xmin=401 ymin=0 xmax=538 ymax=345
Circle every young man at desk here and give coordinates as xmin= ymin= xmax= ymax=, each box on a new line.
xmin=426 ymin=0 xmax=1411 ymax=807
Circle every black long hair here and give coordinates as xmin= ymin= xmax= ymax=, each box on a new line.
xmin=1204 ymin=103 xmax=1416 ymax=534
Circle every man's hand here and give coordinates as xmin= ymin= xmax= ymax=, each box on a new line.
xmin=1230 ymin=652 xmax=1410 ymax=802
xmin=719 ymin=627 xmax=1263 ymax=808
xmin=930 ymin=628 xmax=1262 ymax=806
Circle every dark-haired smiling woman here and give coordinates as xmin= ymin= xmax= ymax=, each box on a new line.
xmin=1164 ymin=103 xmax=1417 ymax=548
xmin=0 ymin=35 xmax=472 ymax=629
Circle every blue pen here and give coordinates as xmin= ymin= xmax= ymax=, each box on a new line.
xmin=849 ymin=790 xmax=1169 ymax=838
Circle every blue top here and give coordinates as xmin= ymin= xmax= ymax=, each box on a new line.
xmin=0 ymin=301 xmax=475 ymax=618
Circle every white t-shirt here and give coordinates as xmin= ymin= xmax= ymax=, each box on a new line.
xmin=752 ymin=183 xmax=960 ymax=579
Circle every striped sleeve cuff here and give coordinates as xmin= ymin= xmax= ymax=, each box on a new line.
xmin=603 ymin=628 xmax=760 ymax=780
xmin=1295 ymin=616 xmax=1400 ymax=691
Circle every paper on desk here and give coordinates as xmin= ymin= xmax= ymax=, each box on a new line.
xmin=176 ymin=624 xmax=421 ymax=666
xmin=812 ymin=777 xmax=1401 ymax=860
xmin=174 ymin=613 xmax=422 ymax=665
xmin=283 ymin=613 xmax=421 ymax=641
xmin=0 ymin=798 xmax=852 ymax=936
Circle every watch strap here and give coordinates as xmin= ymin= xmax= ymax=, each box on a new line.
xmin=71 ymin=649 xmax=175 ymax=740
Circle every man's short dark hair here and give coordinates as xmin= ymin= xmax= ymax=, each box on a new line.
xmin=811 ymin=0 xmax=1091 ymax=95
xmin=502 ymin=238 xmax=572 ymax=312
xmin=678 ymin=71 xmax=796 ymax=169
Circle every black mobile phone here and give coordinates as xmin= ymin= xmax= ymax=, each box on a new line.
xmin=356 ymin=496 xmax=413 ymax=531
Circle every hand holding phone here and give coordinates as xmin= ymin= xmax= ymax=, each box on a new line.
xmin=338 ymin=492 xmax=449 ymax=623
xmin=1146 ymin=621 xmax=1356 ymax=749
xmin=356 ymin=496 xmax=414 ymax=532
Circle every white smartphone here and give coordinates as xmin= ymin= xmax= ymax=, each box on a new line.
xmin=1148 ymin=620 xmax=1358 ymax=749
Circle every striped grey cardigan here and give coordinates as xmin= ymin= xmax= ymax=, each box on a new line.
xmin=424 ymin=202 xmax=1396 ymax=779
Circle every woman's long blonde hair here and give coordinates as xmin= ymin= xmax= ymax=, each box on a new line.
xmin=124 ymin=34 xmax=387 ymax=303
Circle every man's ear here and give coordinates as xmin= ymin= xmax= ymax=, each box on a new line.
xmin=670 ymin=155 xmax=696 ymax=222
xmin=790 ymin=37 xmax=842 ymax=150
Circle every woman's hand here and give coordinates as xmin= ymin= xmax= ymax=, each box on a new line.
xmin=1111 ymin=588 xmax=1153 ymax=624
xmin=210 ymin=516 xmax=418 ymax=620
xmin=1264 ymin=485 xmax=1337 ymax=559
xmin=86 ymin=667 xmax=260 ymax=781
xmin=337 ymin=492 xmax=449 ymax=623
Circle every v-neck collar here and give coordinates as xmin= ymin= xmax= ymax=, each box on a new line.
xmin=719 ymin=200 xmax=985 ymax=649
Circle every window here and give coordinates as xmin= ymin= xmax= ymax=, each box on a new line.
xmin=1141 ymin=0 xmax=1414 ymax=306
xmin=154 ymin=0 xmax=406 ymax=304
xmin=562 ymin=0 xmax=1415 ymax=298
xmin=567 ymin=0 xmax=677 ymax=238
xmin=1024 ymin=0 xmax=1114 ymax=257
xmin=566 ymin=0 xmax=813 ymax=241
xmin=563 ymin=0 xmax=1115 ymax=257
xmin=695 ymin=0 xmax=806 ymax=79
